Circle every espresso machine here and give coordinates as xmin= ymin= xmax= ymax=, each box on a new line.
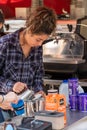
xmin=43 ymin=16 xmax=87 ymax=81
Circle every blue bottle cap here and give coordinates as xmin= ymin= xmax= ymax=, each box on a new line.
xmin=63 ymin=80 xmax=68 ymax=83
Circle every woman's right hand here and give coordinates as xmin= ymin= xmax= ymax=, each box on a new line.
xmin=13 ymin=82 xmax=27 ymax=94
xmin=0 ymin=92 xmax=18 ymax=110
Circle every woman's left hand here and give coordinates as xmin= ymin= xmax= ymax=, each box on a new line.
xmin=36 ymin=90 xmax=46 ymax=98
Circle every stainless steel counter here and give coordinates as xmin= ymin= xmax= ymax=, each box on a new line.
xmin=0 ymin=108 xmax=87 ymax=130
xmin=63 ymin=116 xmax=87 ymax=130
xmin=63 ymin=109 xmax=87 ymax=130
xmin=63 ymin=108 xmax=87 ymax=130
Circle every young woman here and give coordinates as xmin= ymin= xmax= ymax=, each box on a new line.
xmin=0 ymin=6 xmax=57 ymax=97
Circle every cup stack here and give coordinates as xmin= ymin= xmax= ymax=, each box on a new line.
xmin=68 ymin=78 xmax=79 ymax=111
xmin=78 ymin=93 xmax=87 ymax=112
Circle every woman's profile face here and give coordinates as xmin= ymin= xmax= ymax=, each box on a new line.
xmin=24 ymin=30 xmax=49 ymax=47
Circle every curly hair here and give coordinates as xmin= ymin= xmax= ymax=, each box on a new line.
xmin=26 ymin=6 xmax=57 ymax=35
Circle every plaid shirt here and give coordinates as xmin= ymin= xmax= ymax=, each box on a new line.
xmin=0 ymin=28 xmax=44 ymax=94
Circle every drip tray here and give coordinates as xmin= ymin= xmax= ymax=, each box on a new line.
xmin=43 ymin=57 xmax=85 ymax=64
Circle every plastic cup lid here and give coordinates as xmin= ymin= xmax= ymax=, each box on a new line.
xmin=48 ymin=89 xmax=58 ymax=93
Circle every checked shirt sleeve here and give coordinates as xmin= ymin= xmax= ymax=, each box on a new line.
xmin=0 ymin=43 xmax=15 ymax=94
